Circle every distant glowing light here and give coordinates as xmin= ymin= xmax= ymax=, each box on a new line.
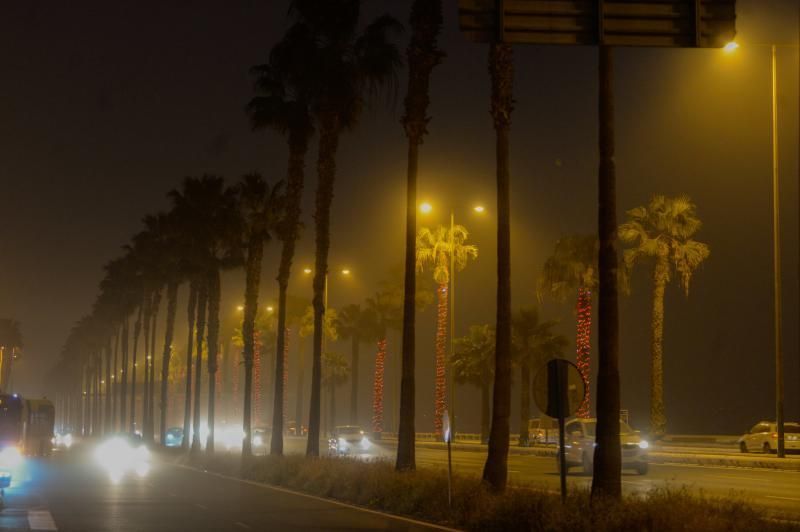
xmin=420 ymin=202 xmax=433 ymax=214
xmin=473 ymin=205 xmax=485 ymax=213
xmin=237 ymin=305 xmax=244 ymax=312
xmin=303 ymin=268 xmax=313 ymax=275
xmin=341 ymin=269 xmax=351 ymax=276
xmin=266 ymin=306 xmax=274 ymax=313
xmin=723 ymin=41 xmax=739 ymax=53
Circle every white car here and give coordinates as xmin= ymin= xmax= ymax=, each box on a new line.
xmin=328 ymin=426 xmax=371 ymax=456
xmin=557 ymin=418 xmax=649 ymax=475
xmin=738 ymin=421 xmax=800 ymax=453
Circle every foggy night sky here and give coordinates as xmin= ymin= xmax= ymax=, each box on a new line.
xmin=1 ymin=0 xmax=799 ymax=434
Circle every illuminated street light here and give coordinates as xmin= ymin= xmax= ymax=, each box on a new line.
xmin=419 ymin=202 xmax=433 ymax=214
xmin=236 ymin=305 xmax=244 ymax=312
xmin=266 ymin=306 xmax=274 ymax=313
xmin=473 ymin=205 xmax=485 ymax=213
xmin=303 ymin=267 xmax=313 ymax=275
xmin=341 ymin=269 xmax=351 ymax=276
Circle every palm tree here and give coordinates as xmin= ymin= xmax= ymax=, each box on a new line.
xmin=397 ymin=0 xmax=445 ymax=473
xmin=287 ymin=0 xmax=403 ymax=458
xmin=416 ymin=224 xmax=477 ymax=436
xmin=334 ymin=304 xmax=368 ymax=425
xmin=168 ymin=176 xmax=243 ymax=454
xmin=181 ymin=280 xmax=197 ymax=450
xmin=452 ymin=325 xmax=495 ymax=443
xmin=322 ymin=351 xmax=350 ymax=431
xmin=538 ymin=235 xmax=598 ymax=419
xmin=483 ymin=41 xmax=515 ymax=493
xmin=619 ymin=195 xmax=709 ymax=438
xmin=248 ymin=24 xmax=315 ymax=457
xmin=512 ymin=308 xmax=568 ymax=446
xmin=236 ymin=174 xmax=284 ymax=458
xmin=299 ymin=304 xmax=338 ymax=436
xmin=362 ymin=291 xmax=401 ymax=440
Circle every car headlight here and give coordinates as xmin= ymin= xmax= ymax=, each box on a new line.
xmin=639 ymin=440 xmax=649 ymax=450
xmin=0 ymin=447 xmax=23 ymax=469
xmin=360 ymin=436 xmax=371 ymax=450
xmin=253 ymin=436 xmax=263 ymax=447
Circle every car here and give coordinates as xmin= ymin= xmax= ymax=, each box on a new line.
xmin=252 ymin=427 xmax=270 ymax=448
xmin=328 ymin=426 xmax=371 ymax=456
xmin=738 ymin=421 xmax=800 ymax=454
xmin=164 ymin=427 xmax=184 ymax=448
xmin=528 ymin=417 xmax=558 ymax=445
xmin=286 ymin=420 xmax=307 ymax=437
xmin=557 ymin=418 xmax=649 ymax=475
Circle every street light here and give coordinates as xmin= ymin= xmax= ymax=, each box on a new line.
xmin=419 ymin=201 xmax=485 ymax=438
xmin=724 ymin=40 xmax=790 ymax=458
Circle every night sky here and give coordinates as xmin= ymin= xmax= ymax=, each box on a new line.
xmin=1 ymin=0 xmax=799 ymax=435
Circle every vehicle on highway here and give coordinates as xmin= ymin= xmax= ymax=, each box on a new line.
xmin=287 ymin=420 xmax=307 ymax=437
xmin=94 ymin=433 xmax=151 ymax=482
xmin=52 ymin=430 xmax=74 ymax=449
xmin=738 ymin=421 xmax=800 ymax=454
xmin=557 ymin=418 xmax=649 ymax=475
xmin=164 ymin=427 xmax=184 ymax=448
xmin=329 ymin=426 xmax=371 ymax=456
xmin=252 ymin=426 xmax=269 ymax=448
xmin=528 ymin=417 xmax=558 ymax=445
xmin=0 ymin=394 xmax=54 ymax=457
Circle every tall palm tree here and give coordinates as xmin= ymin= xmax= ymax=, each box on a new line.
xmin=181 ymin=280 xmax=197 ymax=450
xmin=169 ymin=176 xmax=243 ymax=454
xmin=483 ymin=41 xmax=515 ymax=493
xmin=416 ymin=224 xmax=477 ymax=436
xmin=452 ymin=325 xmax=495 ymax=443
xmin=299 ymin=305 xmax=338 ymax=435
xmin=538 ymin=235 xmax=598 ymax=419
xmin=236 ymin=173 xmax=284 ymax=458
xmin=248 ymin=24 xmax=315 ymax=457
xmin=0 ymin=319 xmax=23 ymax=392
xmin=322 ymin=351 xmax=350 ymax=431
xmin=512 ymin=308 xmax=568 ymax=446
xmin=397 ymin=0 xmax=445 ymax=473
xmin=287 ymin=0 xmax=403 ymax=458
xmin=362 ymin=290 xmax=401 ymax=439
xmin=619 ymin=195 xmax=709 ymax=438
xmin=334 ymin=304 xmax=368 ymax=425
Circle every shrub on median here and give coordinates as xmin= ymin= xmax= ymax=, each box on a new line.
xmin=186 ymin=453 xmax=797 ymax=531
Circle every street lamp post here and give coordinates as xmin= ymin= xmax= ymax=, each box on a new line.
xmin=726 ymin=41 xmax=791 ymax=457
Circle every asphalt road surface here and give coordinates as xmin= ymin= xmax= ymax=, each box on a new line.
xmin=0 ymin=448 xmax=446 ymax=531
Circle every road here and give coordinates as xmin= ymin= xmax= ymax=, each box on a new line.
xmin=0 ymin=447 xmax=445 ymax=531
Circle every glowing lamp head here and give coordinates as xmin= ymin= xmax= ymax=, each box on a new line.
xmin=341 ymin=269 xmax=351 ymax=276
xmin=419 ymin=202 xmax=433 ymax=214
xmin=303 ymin=268 xmax=312 ymax=275
xmin=473 ymin=205 xmax=485 ymax=213
xmin=723 ymin=41 xmax=739 ymax=53
xmin=266 ymin=306 xmax=274 ymax=313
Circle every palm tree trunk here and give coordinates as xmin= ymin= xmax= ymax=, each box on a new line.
xmin=576 ymin=287 xmax=592 ymax=419
xmin=142 ymin=293 xmax=152 ymax=438
xmin=650 ymin=262 xmax=668 ymax=438
xmin=519 ymin=361 xmax=530 ymax=446
xmin=350 ymin=336 xmax=359 ymax=425
xmin=483 ymin=42 xmax=514 ymax=493
xmin=295 ymin=339 xmax=305 ymax=435
xmin=192 ymin=280 xmax=208 ymax=453
xmin=397 ymin=0 xmax=444 ymax=473
xmin=159 ymin=280 xmax=179 ymax=446
xmin=591 ymin=44 xmax=622 ymax=499
xmin=145 ymin=289 xmax=161 ymax=443
xmin=120 ymin=317 xmax=129 ymax=433
xmin=372 ymin=338 xmax=387 ymax=440
xmin=206 ymin=268 xmax=221 ymax=454
xmin=481 ymin=381 xmax=491 ymax=444
xmin=242 ymin=235 xmax=263 ymax=458
xmin=104 ymin=339 xmax=112 ymax=435
xmin=183 ymin=280 xmax=197 ymax=451
xmin=307 ymin=113 xmax=340 ymax=458
xmin=130 ymin=304 xmax=143 ymax=434
xmin=434 ymin=283 xmax=448 ymax=436
xmin=112 ymin=330 xmax=119 ymax=431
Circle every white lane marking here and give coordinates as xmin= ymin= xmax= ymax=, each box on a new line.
xmin=707 ymin=475 xmax=769 ymax=483
xmin=28 ymin=510 xmax=58 ymax=531
xmin=194 ymin=503 xmax=208 ymax=510
xmin=235 ymin=522 xmax=252 ymax=529
xmin=766 ymin=496 xmax=800 ymax=502
xmin=654 ymin=462 xmax=800 ymax=474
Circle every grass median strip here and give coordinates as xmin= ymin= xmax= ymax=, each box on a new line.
xmin=165 ymin=451 xmax=799 ymax=531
